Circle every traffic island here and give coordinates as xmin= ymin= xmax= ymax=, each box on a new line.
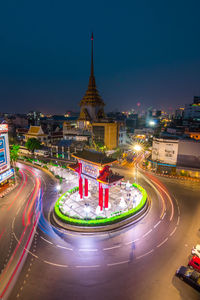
xmin=53 ymin=183 xmax=149 ymax=232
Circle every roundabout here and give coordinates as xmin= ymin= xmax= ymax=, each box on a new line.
xmin=53 ymin=182 xmax=149 ymax=231
xmin=52 ymin=149 xmax=149 ymax=232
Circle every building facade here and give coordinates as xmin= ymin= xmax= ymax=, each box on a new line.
xmin=150 ymin=137 xmax=200 ymax=173
xmin=25 ymin=126 xmax=48 ymax=144
xmin=0 ymin=124 xmax=14 ymax=186
xmin=92 ymin=122 xmax=119 ymax=150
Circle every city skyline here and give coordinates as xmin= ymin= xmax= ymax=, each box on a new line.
xmin=0 ymin=1 xmax=200 ymax=114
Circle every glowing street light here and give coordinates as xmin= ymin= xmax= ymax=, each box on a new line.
xmin=84 ymin=203 xmax=90 ymax=220
xmin=149 ymin=120 xmax=156 ymax=126
xmin=56 ymin=184 xmax=61 ymax=191
xmin=133 ymin=144 xmax=142 ymax=152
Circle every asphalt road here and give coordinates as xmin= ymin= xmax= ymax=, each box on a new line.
xmin=5 ymin=163 xmax=200 ymax=300
xmin=0 ymin=163 xmax=42 ymax=299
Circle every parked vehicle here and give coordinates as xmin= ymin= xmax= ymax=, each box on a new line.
xmin=19 ymin=146 xmax=30 ymax=155
xmin=34 ymin=149 xmax=49 ymax=157
xmin=176 ymin=266 xmax=200 ymax=292
xmin=188 ymin=256 xmax=200 ymax=272
xmin=192 ymin=245 xmax=200 ymax=258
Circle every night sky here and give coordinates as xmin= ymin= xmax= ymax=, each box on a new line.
xmin=0 ymin=0 xmax=200 ymax=114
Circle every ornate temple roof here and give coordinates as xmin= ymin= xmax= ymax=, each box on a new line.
xmin=97 ymin=165 xmax=124 ymax=184
xmin=79 ymin=33 xmax=105 ymax=109
xmin=71 ymin=149 xmax=116 ymax=166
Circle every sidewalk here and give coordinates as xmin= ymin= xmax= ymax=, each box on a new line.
xmin=0 ymin=179 xmax=19 ymax=198
xmin=139 ymin=164 xmax=200 ymax=182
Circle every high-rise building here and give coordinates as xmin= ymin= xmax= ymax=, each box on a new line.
xmin=183 ymin=96 xmax=200 ymax=122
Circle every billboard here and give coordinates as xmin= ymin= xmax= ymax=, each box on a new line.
xmin=0 ymin=124 xmax=10 ymax=174
xmin=0 ymin=168 xmax=14 ymax=184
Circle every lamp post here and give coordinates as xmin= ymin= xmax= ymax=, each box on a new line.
xmin=84 ymin=203 xmax=90 ymax=220
xmin=56 ymin=184 xmax=61 ymax=199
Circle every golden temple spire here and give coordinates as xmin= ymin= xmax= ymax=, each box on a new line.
xmin=78 ymin=33 xmax=105 ymax=123
xmin=91 ymin=32 xmax=94 ymax=77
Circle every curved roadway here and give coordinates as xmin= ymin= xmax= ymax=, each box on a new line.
xmin=6 ymin=162 xmax=200 ymax=300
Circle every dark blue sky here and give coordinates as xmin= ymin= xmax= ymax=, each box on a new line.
xmin=0 ymin=0 xmax=200 ymax=114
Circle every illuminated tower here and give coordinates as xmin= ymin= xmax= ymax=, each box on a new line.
xmin=78 ymin=33 xmax=105 ymax=129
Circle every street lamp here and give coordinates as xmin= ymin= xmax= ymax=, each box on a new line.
xmin=56 ymin=184 xmax=61 ymax=191
xmin=56 ymin=184 xmax=61 ymax=198
xmin=133 ymin=144 xmax=142 ymax=152
xmin=149 ymin=120 xmax=156 ymax=126
xmin=84 ymin=203 xmax=90 ymax=220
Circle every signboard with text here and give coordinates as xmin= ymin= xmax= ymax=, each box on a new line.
xmin=0 ymin=168 xmax=14 ymax=183
xmin=0 ymin=126 xmax=10 ymax=174
xmin=82 ymin=161 xmax=99 ymax=179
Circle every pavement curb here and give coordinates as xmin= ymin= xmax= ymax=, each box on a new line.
xmin=139 ymin=165 xmax=200 ymax=182
xmin=17 ymin=160 xmax=58 ymax=182
xmin=51 ymin=197 xmax=150 ymax=233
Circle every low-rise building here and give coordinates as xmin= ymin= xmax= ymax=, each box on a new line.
xmin=25 ymin=126 xmax=48 ymax=144
xmin=150 ymin=136 xmax=200 ymax=174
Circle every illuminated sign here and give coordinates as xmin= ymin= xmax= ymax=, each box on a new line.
xmin=0 ymin=129 xmax=10 ymax=174
xmin=82 ymin=162 xmax=99 ymax=179
xmin=0 ymin=168 xmax=14 ymax=183
xmin=0 ymin=137 xmax=7 ymax=168
xmin=0 ymin=124 xmax=8 ymax=133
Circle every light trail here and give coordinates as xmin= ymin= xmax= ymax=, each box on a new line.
xmin=7 ymin=170 xmax=27 ymax=211
xmin=0 ymin=228 xmax=5 ymax=240
xmin=145 ymin=172 xmax=174 ymax=221
xmin=0 ymin=213 xmax=39 ymax=299
xmin=22 ymin=166 xmax=41 ymax=226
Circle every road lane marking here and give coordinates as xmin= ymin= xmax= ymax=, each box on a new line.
xmin=56 ymin=245 xmax=73 ymax=251
xmin=40 ymin=236 xmax=53 ymax=244
xmin=107 ymin=260 xmax=129 ymax=266
xmin=79 ymin=248 xmax=98 ymax=252
xmin=43 ymin=260 xmax=68 ymax=267
xmin=142 ymin=229 xmax=152 ymax=238
xmin=154 ymin=220 xmax=161 ymax=228
xmin=161 ymin=212 xmax=166 ymax=220
xmin=103 ymin=245 xmax=121 ymax=251
xmin=156 ymin=237 xmax=168 ymax=248
xmin=75 ymin=265 xmax=100 ymax=268
xmin=125 ymin=239 xmax=139 ymax=245
xmin=136 ymin=249 xmax=154 ymax=259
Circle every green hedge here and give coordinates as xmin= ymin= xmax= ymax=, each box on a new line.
xmin=54 ymin=183 xmax=147 ymax=227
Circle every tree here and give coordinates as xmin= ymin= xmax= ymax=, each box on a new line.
xmin=10 ymin=144 xmax=20 ymax=167
xmin=25 ymin=138 xmax=41 ymax=154
xmin=92 ymin=140 xmax=106 ymax=152
xmin=10 ymin=144 xmax=20 ymax=182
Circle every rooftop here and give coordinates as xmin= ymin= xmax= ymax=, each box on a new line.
xmin=72 ymin=149 xmax=117 ymax=166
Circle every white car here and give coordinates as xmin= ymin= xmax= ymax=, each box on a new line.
xmin=192 ymin=244 xmax=200 ymax=258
